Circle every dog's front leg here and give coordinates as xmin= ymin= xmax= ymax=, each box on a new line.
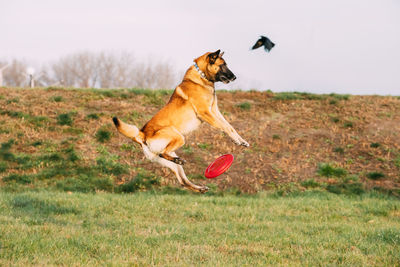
xmin=213 ymin=107 xmax=250 ymax=147
xmin=209 ymin=98 xmax=250 ymax=147
xmin=198 ymin=111 xmax=249 ymax=147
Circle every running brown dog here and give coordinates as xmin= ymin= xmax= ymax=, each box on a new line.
xmin=113 ymin=50 xmax=249 ymax=193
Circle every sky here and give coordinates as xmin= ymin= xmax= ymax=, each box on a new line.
xmin=1 ymin=0 xmax=399 ymax=94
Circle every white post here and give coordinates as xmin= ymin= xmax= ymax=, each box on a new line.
xmin=27 ymin=67 xmax=35 ymax=88
xmin=29 ymin=74 xmax=34 ymax=88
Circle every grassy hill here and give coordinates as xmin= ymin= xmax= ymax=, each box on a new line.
xmin=0 ymin=87 xmax=399 ymax=196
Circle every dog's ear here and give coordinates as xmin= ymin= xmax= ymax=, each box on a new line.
xmin=208 ymin=49 xmax=220 ymax=64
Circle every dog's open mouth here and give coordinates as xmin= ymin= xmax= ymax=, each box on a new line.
xmin=220 ymin=76 xmax=236 ymax=84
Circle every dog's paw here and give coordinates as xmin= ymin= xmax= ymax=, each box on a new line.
xmin=241 ymin=140 xmax=250 ymax=147
xmin=233 ymin=138 xmax=250 ymax=147
xmin=172 ymin=157 xmax=186 ymax=165
xmin=232 ymin=139 xmax=241 ymax=145
xmin=199 ymin=186 xmax=209 ymax=193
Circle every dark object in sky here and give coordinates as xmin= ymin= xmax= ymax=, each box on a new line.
xmin=251 ymin=36 xmax=275 ymax=52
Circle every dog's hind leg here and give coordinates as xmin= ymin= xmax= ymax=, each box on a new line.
xmin=140 ymin=130 xmax=208 ymax=193
xmin=142 ymin=144 xmax=185 ymax=186
xmin=155 ymin=152 xmax=208 ymax=193
xmin=171 ymin=152 xmax=209 ymax=193
xmin=159 ymin=136 xmax=186 ymax=165
xmin=146 ymin=127 xmax=186 ymax=165
xmin=144 ymin=145 xmax=208 ymax=193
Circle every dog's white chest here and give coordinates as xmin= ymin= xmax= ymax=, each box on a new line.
xmin=181 ymin=118 xmax=201 ymax=135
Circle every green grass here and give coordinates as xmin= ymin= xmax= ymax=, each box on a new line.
xmin=0 ymin=110 xmax=50 ymax=127
xmin=366 ymin=172 xmax=385 ymax=180
xmin=30 ymin=140 xmax=43 ymax=147
xmin=128 ymin=88 xmax=172 ymax=106
xmin=272 ymin=134 xmax=281 ymax=140
xmin=272 ymin=92 xmax=351 ymax=101
xmin=343 ymin=121 xmax=354 ymax=128
xmin=116 ymin=172 xmax=160 ymax=193
xmin=329 ymin=93 xmax=350 ymax=100
xmin=0 ymin=191 xmax=399 ymax=266
xmin=326 ymin=182 xmax=365 ymax=195
xmin=333 ymin=147 xmax=345 ymax=154
xmin=317 ymin=163 xmax=347 ymax=177
xmin=235 ymin=102 xmax=251 ymax=110
xmin=0 ymin=140 xmax=132 ymax=193
xmin=128 ymin=88 xmax=173 ymax=96
xmin=0 ymin=161 xmax=7 ymax=172
xmin=197 ymin=142 xmax=213 ymax=150
xmin=330 ymin=117 xmax=340 ymax=123
xmin=301 ymin=179 xmax=320 ymax=188
xmin=57 ymin=113 xmax=74 ymax=126
xmin=370 ymin=142 xmax=381 ymax=148
xmin=395 ymin=156 xmax=400 ymax=168
xmin=95 ymin=129 xmax=111 ymax=143
xmin=6 ymin=97 xmax=19 ymax=104
xmin=86 ymin=113 xmax=100 ymax=120
xmin=181 ymin=144 xmax=193 ymax=154
xmin=50 ymin=96 xmax=63 ymax=102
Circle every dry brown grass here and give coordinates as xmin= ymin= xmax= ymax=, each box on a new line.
xmin=1 ymin=87 xmax=399 ymax=193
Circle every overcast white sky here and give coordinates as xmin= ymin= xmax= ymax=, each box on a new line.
xmin=1 ymin=0 xmax=399 ymax=94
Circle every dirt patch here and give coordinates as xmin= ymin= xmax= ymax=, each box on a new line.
xmin=1 ymin=88 xmax=400 ymax=193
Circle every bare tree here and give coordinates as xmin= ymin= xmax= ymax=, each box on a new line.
xmin=2 ymin=51 xmax=177 ymax=89
xmin=3 ymin=59 xmax=29 ymax=87
xmin=72 ymin=52 xmax=98 ymax=88
xmin=97 ymin=52 xmax=116 ymax=88
xmin=134 ymin=61 xmax=153 ymax=89
xmin=91 ymin=51 xmax=176 ymax=89
xmin=133 ymin=59 xmax=175 ymax=89
xmin=52 ymin=57 xmax=77 ymax=87
xmin=97 ymin=51 xmax=137 ymax=88
xmin=113 ymin=52 xmax=137 ymax=88
xmin=52 ymin=51 xmax=99 ymax=88
xmin=35 ymin=66 xmax=54 ymax=87
xmin=152 ymin=60 xmax=175 ymax=89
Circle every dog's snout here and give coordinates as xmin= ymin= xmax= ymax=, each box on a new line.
xmin=215 ymin=63 xmax=236 ymax=83
xmin=227 ymin=72 xmax=236 ymax=81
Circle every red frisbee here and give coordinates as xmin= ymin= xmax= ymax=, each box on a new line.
xmin=205 ymin=154 xmax=234 ymax=179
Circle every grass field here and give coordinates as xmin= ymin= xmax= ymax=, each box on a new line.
xmin=1 ymin=190 xmax=399 ymax=266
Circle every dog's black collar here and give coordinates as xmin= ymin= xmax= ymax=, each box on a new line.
xmin=193 ymin=62 xmax=209 ymax=81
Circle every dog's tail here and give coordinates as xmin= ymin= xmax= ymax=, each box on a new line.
xmin=112 ymin=117 xmax=144 ymax=144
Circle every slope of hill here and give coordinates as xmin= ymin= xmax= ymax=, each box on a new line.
xmin=1 ymin=87 xmax=399 ymax=195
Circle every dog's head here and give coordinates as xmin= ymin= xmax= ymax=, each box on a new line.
xmin=195 ymin=50 xmax=236 ymax=84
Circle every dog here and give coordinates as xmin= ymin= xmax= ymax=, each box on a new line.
xmin=113 ymin=50 xmax=249 ymax=193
